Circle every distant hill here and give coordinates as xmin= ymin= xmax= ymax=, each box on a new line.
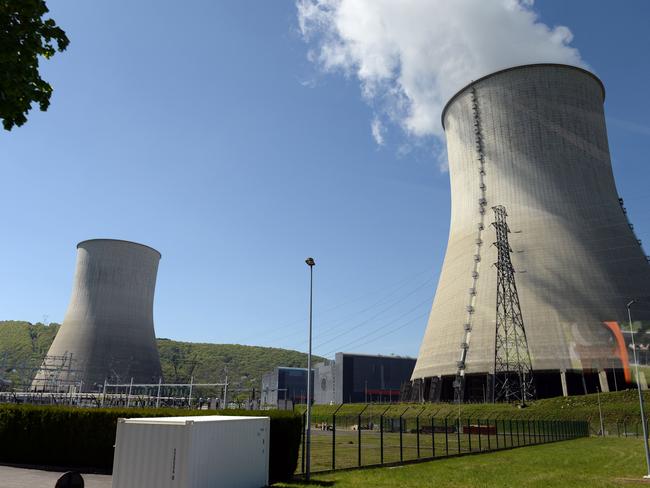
xmin=0 ymin=321 xmax=324 ymax=390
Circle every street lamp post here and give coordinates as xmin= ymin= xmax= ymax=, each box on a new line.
xmin=627 ymin=299 xmax=650 ymax=479
xmin=305 ymin=257 xmax=315 ymax=481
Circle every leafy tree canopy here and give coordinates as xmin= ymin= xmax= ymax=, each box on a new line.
xmin=0 ymin=0 xmax=69 ymax=130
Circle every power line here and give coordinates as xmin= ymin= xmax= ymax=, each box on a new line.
xmin=236 ymin=267 xmax=431 ymax=345
xmin=307 ymin=277 xmax=433 ymax=351
xmin=321 ymin=311 xmax=429 ymax=358
xmin=314 ymin=295 xmax=432 ymax=356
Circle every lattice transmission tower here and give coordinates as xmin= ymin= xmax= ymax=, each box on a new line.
xmin=492 ymin=205 xmax=535 ymax=404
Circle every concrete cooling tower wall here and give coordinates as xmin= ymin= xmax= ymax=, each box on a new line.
xmin=33 ymin=239 xmax=162 ymax=392
xmin=411 ymin=64 xmax=650 ymax=401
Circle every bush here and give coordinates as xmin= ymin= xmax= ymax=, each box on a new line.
xmin=0 ymin=404 xmax=301 ymax=483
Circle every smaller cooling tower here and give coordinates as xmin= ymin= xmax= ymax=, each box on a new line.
xmin=33 ymin=239 xmax=162 ymax=392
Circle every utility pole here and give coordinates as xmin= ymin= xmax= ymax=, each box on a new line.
xmin=627 ymin=299 xmax=650 ymax=479
xmin=305 ymin=257 xmax=315 ymax=481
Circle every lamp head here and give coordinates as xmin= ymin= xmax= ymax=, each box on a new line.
xmin=305 ymin=257 xmax=315 ymax=267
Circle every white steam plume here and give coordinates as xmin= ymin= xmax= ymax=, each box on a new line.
xmin=297 ymin=0 xmax=585 ymax=145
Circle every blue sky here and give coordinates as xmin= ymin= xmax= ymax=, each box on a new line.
xmin=1 ymin=1 xmax=649 ymax=359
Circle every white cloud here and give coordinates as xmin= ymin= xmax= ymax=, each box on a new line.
xmin=371 ymin=117 xmax=385 ymax=145
xmin=297 ymin=0 xmax=585 ymax=148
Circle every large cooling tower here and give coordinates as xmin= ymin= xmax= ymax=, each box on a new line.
xmin=33 ymin=239 xmax=162 ymax=391
xmin=412 ymin=64 xmax=650 ymax=401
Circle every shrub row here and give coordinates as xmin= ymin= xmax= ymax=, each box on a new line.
xmin=0 ymin=404 xmax=301 ymax=483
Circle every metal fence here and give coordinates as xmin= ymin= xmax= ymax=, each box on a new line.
xmin=297 ymin=408 xmax=589 ymax=474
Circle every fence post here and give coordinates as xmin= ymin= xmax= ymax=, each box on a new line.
xmin=332 ymin=404 xmax=342 ymax=471
xmin=431 ymin=416 xmax=436 ymax=458
xmin=400 ymin=407 xmax=408 ymax=463
xmin=416 ymin=408 xmax=425 ymax=459
xmin=523 ymin=419 xmax=528 ymax=445
xmin=551 ymin=420 xmax=557 ymax=442
xmin=358 ymin=404 xmax=368 ymax=467
xmin=531 ymin=420 xmax=535 ymax=444
xmin=400 ymin=417 xmax=404 ymax=463
xmin=379 ymin=405 xmax=390 ymax=466
xmin=509 ymin=419 xmax=514 ymax=447
xmin=477 ymin=418 xmax=482 ymax=452
xmin=445 ymin=417 xmax=449 ymax=457
xmin=467 ymin=418 xmax=472 ymax=452
xmin=494 ymin=418 xmax=499 ymax=449
xmin=380 ymin=414 xmax=384 ymax=465
xmin=332 ymin=412 xmax=336 ymax=471
xmin=550 ymin=420 xmax=554 ymax=442
xmin=457 ymin=418 xmax=461 ymax=455
xmin=486 ymin=419 xmax=490 ymax=451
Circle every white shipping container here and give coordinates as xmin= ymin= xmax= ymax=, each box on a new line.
xmin=111 ymin=416 xmax=269 ymax=488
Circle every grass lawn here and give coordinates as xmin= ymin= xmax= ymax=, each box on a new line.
xmin=299 ymin=423 xmax=553 ymax=472
xmin=279 ymin=437 xmax=650 ymax=487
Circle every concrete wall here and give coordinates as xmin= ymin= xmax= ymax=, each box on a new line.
xmin=412 ymin=64 xmax=650 ymax=381
xmin=33 ymin=239 xmax=162 ymax=391
xmin=313 ymin=360 xmax=336 ymax=405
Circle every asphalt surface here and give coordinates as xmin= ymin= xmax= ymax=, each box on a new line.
xmin=0 ymin=465 xmax=111 ymax=488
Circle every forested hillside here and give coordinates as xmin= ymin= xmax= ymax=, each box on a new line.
xmin=0 ymin=321 xmax=324 ymax=389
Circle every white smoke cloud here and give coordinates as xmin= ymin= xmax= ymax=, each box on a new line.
xmin=297 ymin=0 xmax=585 ymax=144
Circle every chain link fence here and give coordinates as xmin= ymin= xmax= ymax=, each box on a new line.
xmin=296 ymin=406 xmax=589 ymax=474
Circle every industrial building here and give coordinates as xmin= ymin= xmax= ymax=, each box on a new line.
xmin=260 ymin=367 xmax=313 ymax=408
xmin=315 ymin=353 xmax=416 ymax=404
xmin=32 ymin=239 xmax=163 ymax=392
xmin=411 ymin=64 xmax=650 ymax=402
xmin=261 ymin=353 xmax=415 ymax=407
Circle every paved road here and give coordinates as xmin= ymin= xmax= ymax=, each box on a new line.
xmin=0 ymin=465 xmax=111 ymax=488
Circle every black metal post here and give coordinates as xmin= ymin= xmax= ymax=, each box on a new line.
xmin=416 ymin=409 xmax=424 ymax=459
xmin=380 ymin=415 xmax=384 ymax=465
xmin=509 ymin=419 xmax=514 ymax=447
xmin=516 ymin=419 xmax=520 ymax=446
xmin=399 ymin=406 xmax=408 ymax=463
xmin=524 ymin=419 xmax=529 ymax=445
xmin=400 ymin=417 xmax=404 ymax=462
xmin=495 ymin=418 xmax=499 ymax=449
xmin=457 ymin=418 xmax=461 ymax=454
xmin=379 ymin=405 xmax=390 ymax=466
xmin=467 ymin=418 xmax=472 ymax=452
xmin=477 ymin=418 xmax=482 ymax=452
xmin=358 ymin=413 xmax=362 ymax=467
xmin=445 ymin=418 xmax=449 ymax=456
xmin=431 ymin=416 xmax=436 ymax=457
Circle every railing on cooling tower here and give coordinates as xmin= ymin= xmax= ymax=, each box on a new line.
xmin=295 ymin=406 xmax=589 ymax=474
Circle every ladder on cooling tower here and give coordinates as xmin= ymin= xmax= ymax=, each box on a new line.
xmin=453 ymin=86 xmax=487 ymax=403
